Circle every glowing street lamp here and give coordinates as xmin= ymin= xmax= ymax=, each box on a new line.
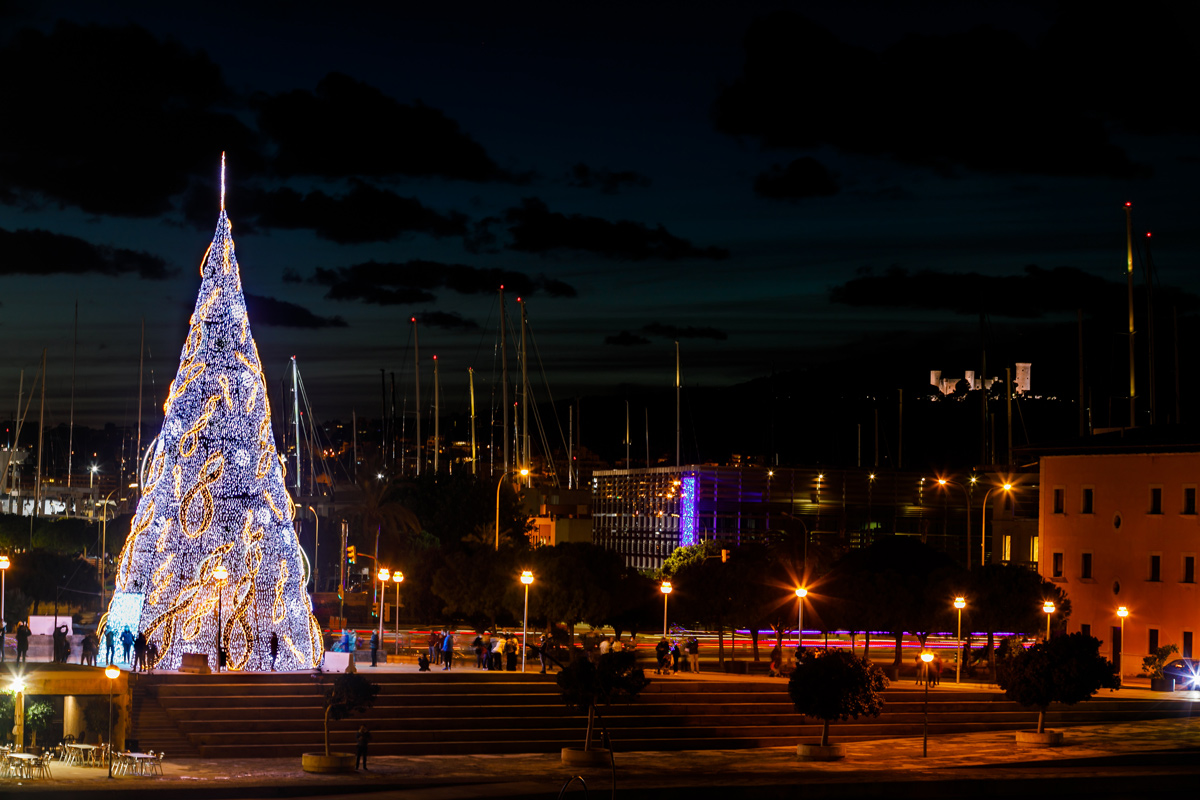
xmin=213 ymin=563 xmax=229 ymax=672
xmin=660 ymin=581 xmax=673 ymax=638
xmin=980 ymin=482 xmax=1013 ymax=567
xmin=89 ymin=464 xmax=98 ymax=489
xmin=393 ymin=570 xmax=404 ymax=656
xmin=520 ymin=570 xmax=534 ymax=672
xmin=795 ymin=587 xmax=808 ymax=647
xmin=104 ymin=665 xmax=120 ymax=776
xmin=954 ymin=596 xmax=966 ymax=684
xmin=1042 ymin=600 xmax=1056 ymax=640
xmin=920 ymin=651 xmax=934 ymax=757
xmin=1117 ymin=606 xmax=1129 ymax=678
xmin=377 ymin=568 xmax=390 ymax=652
xmin=494 ymin=469 xmax=530 ymax=551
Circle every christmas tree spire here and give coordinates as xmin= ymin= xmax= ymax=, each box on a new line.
xmin=104 ymin=157 xmax=321 ymax=671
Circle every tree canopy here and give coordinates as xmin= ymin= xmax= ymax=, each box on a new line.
xmin=788 ymin=647 xmax=888 ymax=747
xmin=997 ymin=632 xmax=1119 ymax=733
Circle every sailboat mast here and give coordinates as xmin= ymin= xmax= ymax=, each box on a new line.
xmin=68 ymin=301 xmax=77 ymax=489
xmin=1145 ymin=231 xmax=1157 ymax=425
xmin=413 ymin=317 xmax=421 ymax=476
xmin=500 ymin=287 xmax=508 ymax=473
xmin=433 ymin=355 xmax=440 ymax=474
xmin=137 ymin=318 xmax=144 ymax=497
xmin=1126 ymin=202 xmax=1136 ymax=427
xmin=469 ymin=367 xmax=477 ymax=476
xmin=352 ymin=410 xmax=358 ymax=480
xmin=8 ymin=371 xmax=22 ymax=500
xmin=293 ymin=357 xmax=301 ymax=493
xmin=35 ymin=348 xmax=46 ymax=524
xmin=625 ymin=400 xmax=630 ymax=470
xmin=675 ymin=341 xmax=681 ymax=467
xmin=520 ymin=298 xmax=529 ymax=486
xmin=567 ymin=404 xmax=573 ymax=489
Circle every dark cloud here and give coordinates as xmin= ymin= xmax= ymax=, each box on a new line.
xmin=605 ymin=331 xmax=651 ymax=347
xmin=281 ymin=269 xmax=303 ymax=284
xmin=312 ymin=260 xmax=577 ymax=306
xmin=184 ymin=181 xmax=469 ymax=244
xmin=642 ymin=322 xmax=728 ymax=341
xmin=255 ymin=72 xmax=525 ymax=183
xmin=713 ymin=11 xmax=1145 ymax=179
xmin=0 ymin=227 xmax=171 ymax=279
xmin=754 ymin=158 xmax=838 ymax=199
xmin=829 ymin=265 xmax=1200 ymax=318
xmin=243 ymin=293 xmax=347 ymax=329
xmin=567 ymin=163 xmax=652 ymax=194
xmin=417 ymin=311 xmax=478 ymax=331
xmin=503 ymin=198 xmax=729 ymax=261
xmin=0 ymin=22 xmax=259 ymax=217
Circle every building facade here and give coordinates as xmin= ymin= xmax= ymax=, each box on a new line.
xmin=591 ymin=465 xmax=1025 ymax=571
xmin=1038 ymin=445 xmax=1200 ymax=677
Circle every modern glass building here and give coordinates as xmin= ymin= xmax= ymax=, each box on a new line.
xmin=592 ymin=465 xmax=1033 ymax=571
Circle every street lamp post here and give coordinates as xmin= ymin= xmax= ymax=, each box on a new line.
xmin=795 ymin=587 xmax=808 ymax=648
xmin=494 ymin=469 xmax=529 ymax=551
xmin=377 ymin=568 xmax=390 ymax=656
xmin=104 ymin=665 xmax=119 ymax=776
xmin=920 ymin=651 xmax=934 ymax=757
xmin=1117 ymin=606 xmax=1128 ymax=679
xmin=99 ymin=483 xmax=136 ymax=612
xmin=954 ymin=596 xmax=966 ymax=684
xmin=1043 ymin=599 xmax=1055 ymax=640
xmin=393 ymin=571 xmax=404 ymax=656
xmin=0 ymin=554 xmax=9 ymax=631
xmin=660 ymin=581 xmax=672 ymax=638
xmin=980 ymin=483 xmax=1013 ymax=567
xmin=937 ymin=479 xmax=974 ymax=571
xmin=11 ymin=676 xmax=24 ymax=753
xmin=213 ymin=563 xmax=228 ymax=672
xmin=520 ymin=570 xmax=534 ymax=672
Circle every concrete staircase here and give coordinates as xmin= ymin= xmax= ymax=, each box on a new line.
xmin=134 ymin=670 xmax=1198 ymax=758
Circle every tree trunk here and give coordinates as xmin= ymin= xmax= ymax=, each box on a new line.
xmin=821 ymin=718 xmax=831 ymax=747
xmin=775 ymin=626 xmax=783 ymax=654
xmin=986 ymin=630 xmax=996 ymax=682
xmin=893 ymin=631 xmax=903 ymax=666
xmin=1037 ymin=707 xmax=1045 ymax=734
xmin=717 ymin=625 xmax=725 ymax=666
xmin=850 ymin=632 xmax=856 ymax=654
xmin=585 ymin=704 xmax=595 ymax=750
xmin=864 ymin=631 xmax=871 ymax=660
xmin=324 ymin=704 xmax=332 ymax=756
xmin=751 ymin=626 xmax=759 ymax=660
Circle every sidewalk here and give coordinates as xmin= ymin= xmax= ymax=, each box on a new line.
xmin=9 ymin=714 xmax=1200 ymax=798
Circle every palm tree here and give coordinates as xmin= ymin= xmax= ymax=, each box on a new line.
xmin=349 ymin=459 xmax=421 ymax=564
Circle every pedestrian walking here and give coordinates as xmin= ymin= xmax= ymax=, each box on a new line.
xmin=370 ymin=630 xmax=379 ymax=667
xmin=655 ymin=637 xmax=670 ymax=674
xmin=15 ymin=621 xmax=30 ymax=663
xmin=269 ymin=632 xmax=279 ymax=671
xmin=441 ymin=629 xmax=455 ymax=670
xmin=355 ymin=725 xmax=371 ymax=770
xmin=686 ymin=636 xmax=700 ymax=673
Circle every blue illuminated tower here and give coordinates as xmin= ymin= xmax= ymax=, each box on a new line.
xmin=104 ymin=156 xmax=322 ymax=671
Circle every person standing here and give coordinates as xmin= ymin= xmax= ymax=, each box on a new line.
xmin=355 ymin=725 xmax=371 ymax=770
xmin=269 ymin=632 xmax=279 ymax=671
xmin=134 ymin=631 xmax=148 ymax=672
xmin=0 ymin=618 xmax=6 ymax=662
xmin=473 ymin=633 xmax=485 ymax=669
xmin=441 ymin=629 xmax=455 ymax=670
xmin=599 ymin=636 xmax=611 ymax=657
xmin=687 ymin=636 xmax=700 ymax=673
xmin=104 ymin=626 xmax=115 ymax=664
xmin=53 ymin=624 xmax=69 ymax=663
xmin=81 ymin=632 xmax=97 ymax=666
xmin=120 ymin=626 xmax=134 ymax=664
xmin=15 ymin=621 xmax=30 ymax=663
xmin=504 ymin=634 xmax=517 ymax=671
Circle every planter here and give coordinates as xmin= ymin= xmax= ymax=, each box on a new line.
xmin=302 ymin=752 xmax=356 ymax=773
xmin=1150 ymin=677 xmax=1176 ymax=692
xmin=883 ymin=665 xmax=900 ymax=681
xmin=797 ymin=743 xmax=846 ymax=761
xmin=1015 ymin=730 xmax=1063 ymax=746
xmin=723 ymin=660 xmax=747 ymax=675
xmin=561 ymin=747 xmax=612 ymax=767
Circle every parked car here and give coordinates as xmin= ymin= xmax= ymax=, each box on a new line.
xmin=1161 ymin=658 xmax=1200 ymax=689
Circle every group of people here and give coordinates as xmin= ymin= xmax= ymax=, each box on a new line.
xmin=415 ymin=629 xmax=459 ymax=671
xmin=474 ymin=631 xmax=523 ymax=671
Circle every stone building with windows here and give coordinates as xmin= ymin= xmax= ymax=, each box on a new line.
xmin=1036 ymin=431 xmax=1200 ymax=678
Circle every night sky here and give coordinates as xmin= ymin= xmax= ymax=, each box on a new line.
xmin=3 ymin=1 xmax=1199 ymax=438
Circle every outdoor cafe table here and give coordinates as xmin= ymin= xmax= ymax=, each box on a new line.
xmin=65 ymin=743 xmax=98 ymax=766
xmin=5 ymin=752 xmax=41 ymax=779
xmin=119 ymin=752 xmax=157 ymax=777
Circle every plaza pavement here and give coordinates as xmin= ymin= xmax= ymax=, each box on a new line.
xmin=7 ymin=672 xmax=1200 ymax=799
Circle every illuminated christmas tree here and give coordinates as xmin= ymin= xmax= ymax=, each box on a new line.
xmin=104 ymin=156 xmax=322 ymax=672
